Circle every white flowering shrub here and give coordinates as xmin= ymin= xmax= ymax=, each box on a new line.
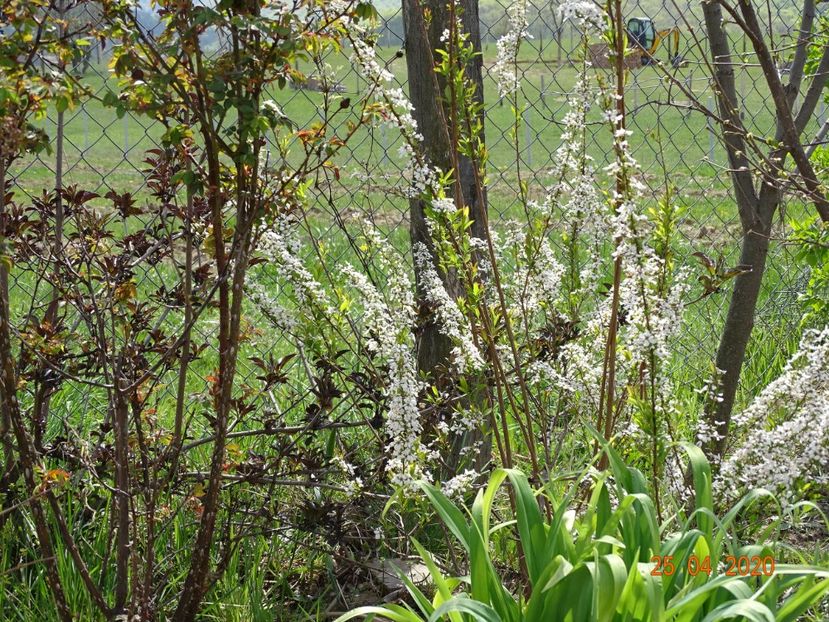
xmin=719 ymin=326 xmax=829 ymax=500
xmin=557 ymin=0 xmax=607 ymax=34
xmin=245 ymin=0 xmax=823 ymax=527
xmin=246 ymin=0 xmax=695 ymax=511
xmin=491 ymin=0 xmax=531 ymax=99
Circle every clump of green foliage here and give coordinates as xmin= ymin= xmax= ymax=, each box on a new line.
xmin=338 ymin=440 xmax=829 ymax=621
xmin=790 ymin=214 xmax=829 ymax=326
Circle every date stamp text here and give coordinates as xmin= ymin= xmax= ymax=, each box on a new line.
xmin=650 ymin=555 xmax=776 ymax=577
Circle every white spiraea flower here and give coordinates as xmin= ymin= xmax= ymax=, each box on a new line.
xmin=246 ymin=280 xmax=298 ymax=333
xmin=340 ymin=260 xmax=427 ymax=489
xmin=350 ymin=36 xmax=440 ymax=198
xmin=526 ymin=360 xmax=577 ymax=393
xmin=431 ymin=198 xmax=457 ymax=214
xmin=558 ymin=0 xmax=605 ymax=35
xmin=492 ymin=1 xmax=532 ymax=99
xmin=413 ymin=243 xmax=485 ymax=373
xmin=442 ymin=469 xmax=479 ymax=499
xmin=718 ymin=327 xmax=829 ymax=501
xmin=259 ymin=217 xmax=333 ymax=314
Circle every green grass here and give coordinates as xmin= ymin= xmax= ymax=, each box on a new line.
xmin=11 ymin=36 xmax=806 ymax=204
xmin=9 ymin=36 xmax=811 ymax=241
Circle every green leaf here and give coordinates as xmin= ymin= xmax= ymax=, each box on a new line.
xmin=419 ymin=482 xmax=470 ymax=552
xmin=469 ymin=470 xmax=520 ymax=620
xmin=616 ymin=561 xmax=664 ymax=621
xmin=588 ymin=554 xmax=627 ymax=622
xmin=411 ymin=538 xmax=460 ymax=621
xmin=776 ymin=577 xmax=829 ymax=622
xmin=666 ymin=574 xmax=748 ymax=618
xmin=540 ymin=555 xmax=574 ymax=592
xmin=55 ymin=94 xmax=70 ymax=113
xmin=700 ymin=599 xmax=775 ymax=622
xmin=429 ymin=597 xmax=501 ymax=622
xmin=356 ymin=1 xmax=379 ymax=20
xmin=393 ymin=559 xmax=435 ymax=619
xmin=503 ymin=469 xmax=547 ymax=587
xmin=679 ymin=443 xmax=713 ymax=543
xmin=536 ymin=564 xmax=594 ymax=622
xmin=333 ymin=604 xmax=422 ymax=622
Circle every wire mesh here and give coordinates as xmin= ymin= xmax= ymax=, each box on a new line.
xmin=7 ymin=0 xmax=818 ymax=427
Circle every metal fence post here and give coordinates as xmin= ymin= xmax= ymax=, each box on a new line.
xmin=707 ymin=95 xmax=716 ymax=164
xmin=524 ymin=106 xmax=532 ymax=168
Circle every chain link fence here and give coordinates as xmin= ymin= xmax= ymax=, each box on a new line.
xmin=8 ymin=0 xmax=817 ymax=426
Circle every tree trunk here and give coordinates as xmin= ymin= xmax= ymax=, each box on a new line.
xmin=699 ymin=0 xmax=775 ymax=463
xmin=704 ymin=190 xmax=775 ymax=460
xmin=402 ymin=0 xmax=489 ymax=475
xmin=701 ymin=0 xmax=756 ymax=229
xmin=402 ymin=0 xmax=487 ymax=373
xmin=700 ymin=0 xmax=829 ymax=463
xmin=403 ymin=0 xmax=454 ymax=373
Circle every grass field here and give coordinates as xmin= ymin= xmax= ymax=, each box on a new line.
xmin=12 ymin=36 xmax=799 ymax=198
